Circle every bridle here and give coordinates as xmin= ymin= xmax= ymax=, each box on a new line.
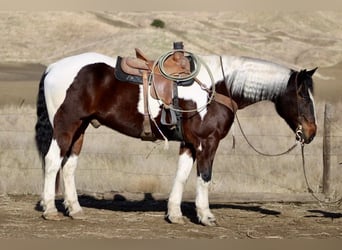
xmin=295 ymin=124 xmax=305 ymax=146
xmin=294 ymin=71 xmax=305 ymax=145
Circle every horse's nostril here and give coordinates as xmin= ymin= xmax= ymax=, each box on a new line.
xmin=306 ymin=134 xmax=315 ymax=144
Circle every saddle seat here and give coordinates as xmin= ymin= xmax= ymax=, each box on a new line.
xmin=120 ymin=48 xmax=191 ymax=105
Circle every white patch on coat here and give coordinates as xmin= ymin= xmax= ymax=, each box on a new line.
xmin=197 ymin=142 xmax=202 ymax=152
xmin=221 ymin=56 xmax=291 ymax=102
xmin=308 ymin=89 xmax=317 ymax=125
xmin=44 ymin=52 xmax=117 ymax=125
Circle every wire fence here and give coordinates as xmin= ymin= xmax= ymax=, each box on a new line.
xmin=0 ymin=102 xmax=341 ymax=198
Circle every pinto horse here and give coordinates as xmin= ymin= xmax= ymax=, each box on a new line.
xmin=35 ymin=52 xmax=317 ymax=226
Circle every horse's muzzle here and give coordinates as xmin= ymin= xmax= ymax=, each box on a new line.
xmin=296 ymin=123 xmax=316 ymax=144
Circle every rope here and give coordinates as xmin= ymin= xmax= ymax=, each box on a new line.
xmin=235 ymin=108 xmax=299 ymax=157
xmin=158 ymin=49 xmax=201 ymax=82
xmin=301 ymin=144 xmax=342 ymax=206
xmin=149 ymin=49 xmax=216 ymax=113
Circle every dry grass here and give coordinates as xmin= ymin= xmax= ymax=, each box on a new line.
xmin=0 ymin=101 xmax=341 ymax=198
xmin=1 ymin=12 xmax=341 ymax=105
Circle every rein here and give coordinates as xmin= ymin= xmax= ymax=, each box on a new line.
xmin=236 ymin=114 xmax=299 ymax=156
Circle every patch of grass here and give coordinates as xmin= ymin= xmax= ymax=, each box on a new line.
xmin=150 ymin=19 xmax=165 ymax=28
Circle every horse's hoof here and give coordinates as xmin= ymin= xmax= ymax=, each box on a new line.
xmin=166 ymin=215 xmax=185 ymax=225
xmin=42 ymin=212 xmax=63 ymax=221
xmin=199 ymin=217 xmax=218 ymax=226
xmin=70 ymin=210 xmax=85 ymax=220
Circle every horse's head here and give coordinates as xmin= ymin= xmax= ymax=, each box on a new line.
xmin=275 ymin=68 xmax=317 ymax=144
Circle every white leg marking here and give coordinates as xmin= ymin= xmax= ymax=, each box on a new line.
xmin=41 ymin=139 xmax=62 ymax=218
xmin=167 ymin=152 xmax=194 ymax=224
xmin=197 ymin=142 xmax=202 ymax=152
xmin=63 ymin=155 xmax=83 ymax=219
xmin=196 ymin=176 xmax=216 ymax=226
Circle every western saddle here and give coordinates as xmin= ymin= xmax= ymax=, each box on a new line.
xmin=117 ymin=42 xmax=194 ymax=140
xmin=115 ymin=41 xmax=238 ymax=141
xmin=120 ymin=42 xmax=191 ymax=105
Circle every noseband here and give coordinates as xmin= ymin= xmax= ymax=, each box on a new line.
xmin=295 ymin=124 xmax=305 ymax=145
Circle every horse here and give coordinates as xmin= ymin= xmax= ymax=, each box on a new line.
xmin=35 ymin=51 xmax=317 ymax=226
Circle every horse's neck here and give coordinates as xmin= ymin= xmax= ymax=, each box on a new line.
xmin=215 ymin=80 xmax=278 ymax=109
xmin=228 ymin=78 xmax=289 ymax=109
xmin=221 ymin=56 xmax=292 ymax=109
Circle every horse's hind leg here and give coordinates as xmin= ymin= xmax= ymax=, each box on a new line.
xmin=51 ymin=107 xmax=87 ymax=219
xmin=166 ymin=143 xmax=195 ymax=224
xmin=41 ymin=139 xmax=63 ymax=220
xmin=62 ymin=135 xmax=84 ymax=219
xmin=63 ymin=158 xmax=83 ymax=219
xmin=61 ymin=128 xmax=86 ymax=219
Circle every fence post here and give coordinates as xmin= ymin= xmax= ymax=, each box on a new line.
xmin=322 ymin=103 xmax=332 ymax=197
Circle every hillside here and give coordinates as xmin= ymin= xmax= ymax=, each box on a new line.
xmin=0 ymin=11 xmax=341 ymax=102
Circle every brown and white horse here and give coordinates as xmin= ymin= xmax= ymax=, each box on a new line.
xmin=35 ymin=52 xmax=317 ymax=226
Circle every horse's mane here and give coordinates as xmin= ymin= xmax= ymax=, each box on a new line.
xmin=222 ymin=56 xmax=292 ymax=102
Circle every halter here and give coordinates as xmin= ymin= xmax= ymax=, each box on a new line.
xmin=293 ymin=72 xmax=342 ymax=205
xmin=295 ymin=124 xmax=305 ymax=145
xmin=293 ymin=71 xmax=305 ymax=145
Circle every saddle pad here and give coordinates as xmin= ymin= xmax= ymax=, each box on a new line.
xmin=114 ymin=56 xmax=142 ymax=84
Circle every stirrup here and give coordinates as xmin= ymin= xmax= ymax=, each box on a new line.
xmin=161 ymin=107 xmax=177 ymax=126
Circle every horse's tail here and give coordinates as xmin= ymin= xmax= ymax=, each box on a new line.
xmin=35 ymin=71 xmax=53 ymax=161
xmin=35 ymin=71 xmax=62 ymax=194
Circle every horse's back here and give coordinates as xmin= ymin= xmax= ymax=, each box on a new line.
xmin=43 ymin=52 xmax=117 ymax=124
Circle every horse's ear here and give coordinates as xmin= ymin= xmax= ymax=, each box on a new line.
xmin=306 ymin=67 xmax=318 ymax=77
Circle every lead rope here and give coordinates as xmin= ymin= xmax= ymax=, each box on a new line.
xmin=236 ymin=114 xmax=299 ymax=156
xmin=301 ymin=144 xmax=342 ymax=206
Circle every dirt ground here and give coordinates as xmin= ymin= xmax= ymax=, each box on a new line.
xmin=0 ymin=194 xmax=341 ymax=239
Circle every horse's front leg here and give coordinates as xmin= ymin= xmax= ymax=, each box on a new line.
xmin=195 ymin=138 xmax=219 ymax=226
xmin=167 ymin=142 xmax=195 ymax=224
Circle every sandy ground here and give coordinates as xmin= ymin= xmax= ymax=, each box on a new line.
xmin=0 ymin=194 xmax=341 ymax=239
